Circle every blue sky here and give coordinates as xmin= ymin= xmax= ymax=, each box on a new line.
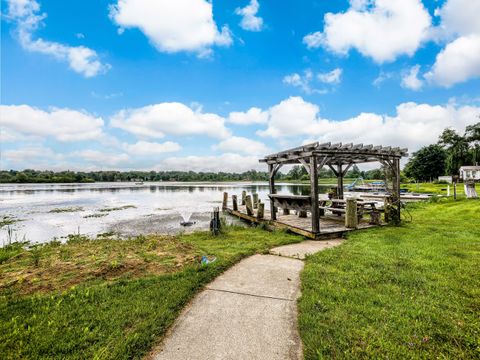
xmin=1 ymin=0 xmax=479 ymax=172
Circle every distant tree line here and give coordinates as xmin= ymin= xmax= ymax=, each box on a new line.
xmin=283 ymin=164 xmax=383 ymax=181
xmin=404 ymin=122 xmax=480 ymax=182
xmin=0 ymin=169 xmax=273 ymax=183
xmin=0 ymin=165 xmax=386 ymax=184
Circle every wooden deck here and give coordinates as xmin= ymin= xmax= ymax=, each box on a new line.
xmin=225 ymin=204 xmax=380 ymax=239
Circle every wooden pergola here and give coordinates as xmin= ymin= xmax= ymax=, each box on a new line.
xmin=259 ymin=142 xmax=408 ymax=234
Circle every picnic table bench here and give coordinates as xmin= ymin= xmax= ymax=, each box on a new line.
xmin=268 ymin=194 xmax=311 ymax=211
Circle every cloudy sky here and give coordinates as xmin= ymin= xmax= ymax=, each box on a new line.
xmin=1 ymin=0 xmax=480 ymax=172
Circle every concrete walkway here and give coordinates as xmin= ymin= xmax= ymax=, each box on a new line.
xmin=151 ymin=239 xmax=343 ymax=360
xmin=269 ymin=239 xmax=344 ymax=260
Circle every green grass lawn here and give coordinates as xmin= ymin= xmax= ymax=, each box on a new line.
xmin=298 ymin=198 xmax=480 ymax=359
xmin=0 ymin=227 xmax=301 ymax=359
xmin=401 ymin=182 xmax=480 ymax=196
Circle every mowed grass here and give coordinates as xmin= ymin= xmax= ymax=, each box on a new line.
xmin=0 ymin=226 xmax=301 ymax=359
xmin=401 ymin=182 xmax=480 ymax=195
xmin=298 ymin=199 xmax=480 ymax=359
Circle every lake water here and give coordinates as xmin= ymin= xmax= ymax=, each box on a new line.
xmin=0 ymin=182 xmax=323 ymax=246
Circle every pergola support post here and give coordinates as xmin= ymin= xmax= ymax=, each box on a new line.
xmin=268 ymin=163 xmax=282 ymax=220
xmin=337 ymin=164 xmax=344 ymax=199
xmin=310 ymin=156 xmax=320 ymax=233
xmin=393 ymin=158 xmax=401 ymax=222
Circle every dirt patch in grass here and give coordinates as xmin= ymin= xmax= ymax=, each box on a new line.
xmin=0 ymin=235 xmax=197 ymax=295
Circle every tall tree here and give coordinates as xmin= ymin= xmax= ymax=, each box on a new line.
xmin=465 ymin=122 xmax=480 ymax=165
xmin=404 ymin=145 xmax=447 ymax=181
xmin=438 ymin=128 xmax=471 ymax=175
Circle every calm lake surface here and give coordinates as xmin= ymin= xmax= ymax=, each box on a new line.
xmin=0 ymin=182 xmax=325 ymax=246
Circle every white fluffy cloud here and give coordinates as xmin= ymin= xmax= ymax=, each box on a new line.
xmin=213 ymin=136 xmax=268 ymax=155
xmin=283 ymin=68 xmax=340 ymax=94
xmin=253 ymin=96 xmax=479 ymax=153
xmin=5 ymin=0 xmax=110 ymax=77
xmin=109 ymin=0 xmax=232 ymax=56
xmin=0 ymin=105 xmax=104 ymax=141
xmin=303 ymin=0 xmax=431 ymax=63
xmin=158 ymin=153 xmax=263 ymax=172
xmin=425 ymin=35 xmax=480 ymax=87
xmin=2 ymin=146 xmax=64 ymax=167
xmin=70 ymin=150 xmax=130 ymax=166
xmin=401 ymin=65 xmax=423 ymax=91
xmin=110 ymin=102 xmax=231 ymax=139
xmin=283 ymin=70 xmax=315 ymax=93
xmin=228 ymin=107 xmax=268 ymax=125
xmin=425 ymin=0 xmax=480 ymax=87
xmin=123 ymin=140 xmax=181 ymax=155
xmin=317 ymin=68 xmax=342 ymax=84
xmin=434 ymin=0 xmax=480 ymax=39
xmin=235 ymin=0 xmax=264 ymax=32
xmin=257 ymin=97 xmax=321 ymax=138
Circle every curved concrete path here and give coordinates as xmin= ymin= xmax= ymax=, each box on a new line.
xmin=151 ymin=239 xmax=343 ymax=360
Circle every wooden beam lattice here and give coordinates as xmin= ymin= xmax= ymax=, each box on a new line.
xmin=260 ymin=142 xmax=408 ymax=166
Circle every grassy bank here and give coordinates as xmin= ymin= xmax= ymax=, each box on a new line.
xmin=298 ymin=198 xmax=480 ymax=359
xmin=0 ymin=227 xmax=301 ymax=359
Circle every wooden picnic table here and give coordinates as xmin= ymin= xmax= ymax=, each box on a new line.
xmin=319 ymin=198 xmax=380 ymax=222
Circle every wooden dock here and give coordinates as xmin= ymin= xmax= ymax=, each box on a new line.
xmin=225 ymin=204 xmax=379 ymax=240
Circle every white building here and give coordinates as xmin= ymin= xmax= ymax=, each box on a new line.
xmin=459 ymin=166 xmax=480 ymax=181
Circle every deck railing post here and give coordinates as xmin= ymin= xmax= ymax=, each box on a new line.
xmin=245 ymin=195 xmax=254 ymax=216
xmin=257 ymin=201 xmax=264 ymax=220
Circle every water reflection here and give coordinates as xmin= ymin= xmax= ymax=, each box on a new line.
xmin=0 ymin=182 xmax=327 ymax=245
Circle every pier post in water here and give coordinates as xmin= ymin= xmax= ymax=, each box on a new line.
xmin=222 ymin=192 xmax=228 ymax=210
xmin=283 ymin=208 xmax=290 ymax=215
xmin=345 ymin=198 xmax=358 ymax=229
xmin=232 ymin=195 xmax=238 ymax=211
xmin=241 ymin=191 xmax=247 ymax=205
xmin=257 ymin=201 xmax=264 ymax=220
xmin=298 ymin=210 xmax=307 ymax=218
xmin=210 ymin=207 xmax=221 ymax=235
xmin=245 ymin=195 xmax=254 ymax=216
xmin=252 ymin=193 xmax=259 ymax=209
